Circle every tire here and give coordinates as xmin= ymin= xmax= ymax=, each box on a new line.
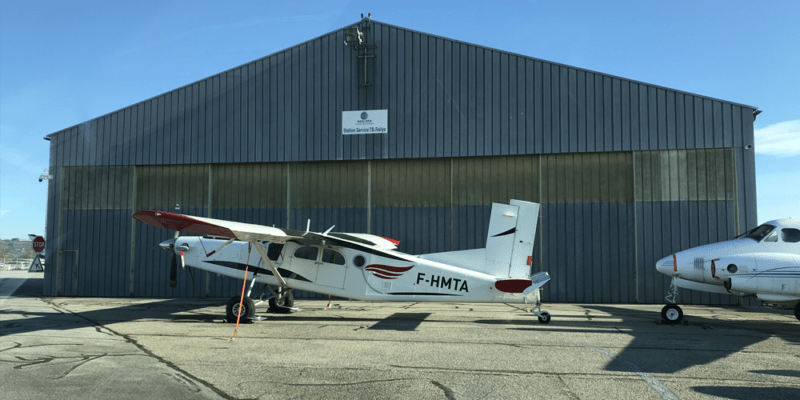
xmin=537 ymin=311 xmax=551 ymax=324
xmin=226 ymin=296 xmax=255 ymax=322
xmin=794 ymin=303 xmax=800 ymax=321
xmin=661 ymin=304 xmax=683 ymax=324
xmin=269 ymin=291 xmax=294 ymax=313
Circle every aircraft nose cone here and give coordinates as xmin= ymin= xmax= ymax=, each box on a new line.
xmin=656 ymin=255 xmax=675 ymax=276
xmin=159 ymin=238 xmax=177 ymax=252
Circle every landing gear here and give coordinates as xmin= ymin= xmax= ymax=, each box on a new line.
xmin=537 ymin=311 xmax=551 ymax=324
xmin=226 ymin=296 xmax=255 ymax=322
xmin=661 ymin=278 xmax=684 ymax=324
xmin=269 ymin=290 xmax=295 ymax=313
xmin=661 ymin=303 xmax=683 ymax=324
xmin=529 ymin=302 xmax=552 ymax=324
xmin=794 ymin=303 xmax=800 ymax=321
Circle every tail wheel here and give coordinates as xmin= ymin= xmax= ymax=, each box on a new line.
xmin=661 ymin=304 xmax=683 ymax=324
xmin=226 ymin=296 xmax=255 ymax=322
xmin=269 ymin=291 xmax=294 ymax=313
xmin=537 ymin=311 xmax=551 ymax=324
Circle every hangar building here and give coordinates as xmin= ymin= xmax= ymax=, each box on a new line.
xmin=43 ymin=19 xmax=758 ymax=305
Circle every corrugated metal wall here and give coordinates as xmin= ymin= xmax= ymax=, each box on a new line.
xmin=47 ymin=150 xmax=741 ymax=303
xmin=44 ymin=19 xmax=757 ymax=302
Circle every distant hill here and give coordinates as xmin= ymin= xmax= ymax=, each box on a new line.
xmin=0 ymin=239 xmax=36 ymax=261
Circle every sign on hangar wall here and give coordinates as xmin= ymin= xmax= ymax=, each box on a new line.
xmin=342 ymin=110 xmax=388 ymax=135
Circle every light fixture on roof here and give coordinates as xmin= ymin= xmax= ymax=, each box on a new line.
xmin=345 ymin=27 xmax=363 ymax=46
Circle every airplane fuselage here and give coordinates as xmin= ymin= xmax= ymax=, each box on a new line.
xmin=167 ymin=237 xmax=541 ymax=304
xmin=656 ymin=218 xmax=800 ymax=303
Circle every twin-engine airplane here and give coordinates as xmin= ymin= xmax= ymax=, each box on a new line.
xmin=656 ymin=218 xmax=800 ymax=324
xmin=133 ymin=200 xmax=553 ymax=324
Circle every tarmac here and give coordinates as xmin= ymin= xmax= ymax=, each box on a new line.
xmin=3 ymin=270 xmax=800 ymax=399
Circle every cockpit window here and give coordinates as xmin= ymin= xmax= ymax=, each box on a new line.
xmin=294 ymin=246 xmax=318 ymax=261
xmin=739 ymin=224 xmax=776 ymax=242
xmin=764 ymin=232 xmax=778 ymax=242
xmin=782 ymin=228 xmax=800 ymax=243
xmin=321 ymin=249 xmax=345 ymax=265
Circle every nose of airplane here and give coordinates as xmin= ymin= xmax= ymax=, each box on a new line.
xmin=159 ymin=238 xmax=177 ymax=252
xmin=656 ymin=254 xmax=676 ymax=276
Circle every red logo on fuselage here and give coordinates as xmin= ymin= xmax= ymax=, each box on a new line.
xmin=365 ymin=264 xmax=414 ymax=279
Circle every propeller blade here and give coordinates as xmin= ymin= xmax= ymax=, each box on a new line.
xmin=169 ymin=255 xmax=178 ymax=288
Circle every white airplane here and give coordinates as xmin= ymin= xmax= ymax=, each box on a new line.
xmin=656 ymin=218 xmax=800 ymax=324
xmin=132 ymin=199 xmax=553 ymax=324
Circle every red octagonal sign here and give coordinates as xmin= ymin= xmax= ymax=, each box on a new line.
xmin=32 ymin=236 xmax=45 ymax=253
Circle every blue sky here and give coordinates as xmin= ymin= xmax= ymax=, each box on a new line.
xmin=1 ymin=0 xmax=798 ymax=239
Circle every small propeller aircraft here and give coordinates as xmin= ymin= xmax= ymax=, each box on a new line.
xmin=133 ymin=199 xmax=553 ymax=324
xmin=656 ymin=218 xmax=800 ymax=324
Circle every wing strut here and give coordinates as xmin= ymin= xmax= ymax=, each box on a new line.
xmin=251 ymin=240 xmax=287 ymax=287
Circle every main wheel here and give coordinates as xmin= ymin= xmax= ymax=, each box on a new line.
xmin=226 ymin=296 xmax=255 ymax=322
xmin=661 ymin=303 xmax=683 ymax=324
xmin=269 ymin=291 xmax=294 ymax=313
xmin=537 ymin=311 xmax=551 ymax=324
xmin=794 ymin=303 xmax=800 ymax=321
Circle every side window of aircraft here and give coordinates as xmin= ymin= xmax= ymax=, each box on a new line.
xmin=764 ymin=232 xmax=778 ymax=242
xmin=741 ymin=224 xmax=776 ymax=241
xmin=294 ymin=246 xmax=318 ymax=261
xmin=321 ymin=249 xmax=346 ymax=265
xmin=267 ymin=243 xmax=284 ymax=261
xmin=782 ymin=228 xmax=800 ymax=243
xmin=353 ymin=255 xmax=366 ymax=268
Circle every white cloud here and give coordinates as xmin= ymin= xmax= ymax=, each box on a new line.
xmin=754 ymin=120 xmax=800 ymax=157
xmin=0 ymin=210 xmax=9 ymax=218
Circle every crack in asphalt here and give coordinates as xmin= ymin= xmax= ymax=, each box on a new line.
xmin=40 ymin=298 xmax=245 ymax=400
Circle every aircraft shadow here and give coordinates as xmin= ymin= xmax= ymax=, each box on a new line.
xmin=0 ymin=298 xmax=226 ymax=336
xmin=692 ymin=386 xmax=800 ymax=399
xmin=582 ymin=305 xmax=800 ymax=375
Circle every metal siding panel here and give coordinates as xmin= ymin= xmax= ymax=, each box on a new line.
xmin=583 ymin=73 xmax=595 ymax=152
xmin=603 ymin=77 xmax=613 ymax=152
xmin=666 ymin=90 xmax=676 ymax=149
xmin=683 ymin=95 xmax=694 ymax=149
xmin=476 ymin=47 xmax=486 ymax=156
xmin=657 ymin=88 xmax=667 ymax=150
xmin=675 ymin=93 xmax=686 ymax=150
xmin=558 ymin=66 xmax=568 ymax=153
xmin=399 ymin=31 xmax=410 ymax=159
xmin=501 ymin=53 xmax=510 ymax=155
xmin=276 ymin=55 xmax=286 ymax=162
xmin=638 ymin=85 xmax=649 ymax=150
xmin=712 ymin=101 xmax=724 ymax=148
xmin=492 ymin=51 xmax=501 ymax=156
xmin=542 ymin=62 xmax=551 ymax=154
xmin=629 ymin=83 xmax=640 ymax=151
xmin=417 ymin=34 xmax=426 ymax=159
xmin=648 ymin=87 xmax=658 ymax=151
xmin=437 ymin=37 xmax=447 ymax=157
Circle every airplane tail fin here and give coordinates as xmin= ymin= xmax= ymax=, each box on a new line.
xmin=485 ymin=200 xmax=540 ymax=278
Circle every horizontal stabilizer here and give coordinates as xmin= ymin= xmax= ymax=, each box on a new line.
xmin=494 ymin=272 xmax=550 ymax=294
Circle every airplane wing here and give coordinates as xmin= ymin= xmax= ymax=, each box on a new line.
xmin=133 ymin=210 xmax=301 ymax=243
xmin=132 ymin=210 xmax=401 ymax=251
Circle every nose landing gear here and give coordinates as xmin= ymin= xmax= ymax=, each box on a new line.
xmin=661 ymin=279 xmax=684 ymax=324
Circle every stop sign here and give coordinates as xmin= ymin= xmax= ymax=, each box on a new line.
xmin=32 ymin=236 xmax=45 ymax=253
